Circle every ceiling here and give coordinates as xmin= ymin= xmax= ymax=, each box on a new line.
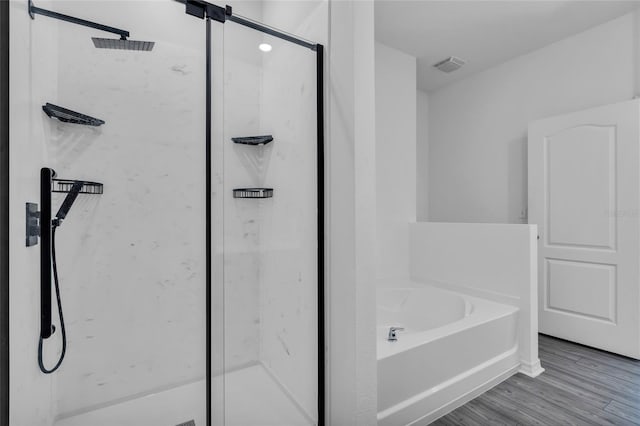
xmin=375 ymin=1 xmax=640 ymax=91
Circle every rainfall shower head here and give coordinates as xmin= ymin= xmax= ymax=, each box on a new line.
xmin=92 ymin=37 xmax=155 ymax=52
xmin=29 ymin=0 xmax=155 ymax=52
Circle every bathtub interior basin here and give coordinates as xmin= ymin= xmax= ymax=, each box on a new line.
xmin=377 ymin=287 xmax=471 ymax=334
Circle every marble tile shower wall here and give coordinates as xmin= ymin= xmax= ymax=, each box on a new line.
xmin=50 ymin=2 xmax=207 ymax=417
xmin=9 ymin=1 xmax=58 ymax=424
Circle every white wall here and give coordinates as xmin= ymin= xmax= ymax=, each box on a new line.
xmin=374 ymin=42 xmax=416 ymax=280
xmin=416 ymin=90 xmax=428 ymax=221
xmin=425 ymin=12 xmax=637 ymax=223
xmin=410 ymin=222 xmax=543 ymax=377
xmin=327 ymin=1 xmax=377 ymax=424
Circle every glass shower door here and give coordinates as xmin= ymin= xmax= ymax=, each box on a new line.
xmin=215 ymin=16 xmax=320 ymax=426
xmin=18 ymin=2 xmax=208 ymax=425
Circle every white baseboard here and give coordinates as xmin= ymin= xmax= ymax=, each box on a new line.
xmin=518 ymin=359 xmax=545 ymax=378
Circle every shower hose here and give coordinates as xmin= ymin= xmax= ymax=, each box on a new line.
xmin=38 ymin=224 xmax=67 ymax=374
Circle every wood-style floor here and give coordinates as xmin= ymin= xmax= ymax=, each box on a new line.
xmin=433 ymin=334 xmax=640 ymax=425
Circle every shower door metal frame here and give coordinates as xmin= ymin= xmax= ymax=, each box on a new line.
xmin=0 ymin=0 xmax=8 ymax=424
xmin=179 ymin=2 xmax=325 ymax=425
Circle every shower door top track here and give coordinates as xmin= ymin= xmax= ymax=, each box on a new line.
xmin=175 ymin=0 xmax=319 ymax=51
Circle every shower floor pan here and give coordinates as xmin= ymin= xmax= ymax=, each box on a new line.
xmin=54 ymin=364 xmax=312 ymax=426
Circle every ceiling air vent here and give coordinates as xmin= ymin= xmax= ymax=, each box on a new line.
xmin=433 ymin=56 xmax=466 ymax=73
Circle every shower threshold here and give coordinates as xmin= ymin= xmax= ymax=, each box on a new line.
xmin=53 ymin=364 xmax=313 ymax=426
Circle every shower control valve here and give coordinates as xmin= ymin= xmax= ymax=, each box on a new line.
xmin=26 ymin=202 xmax=41 ymax=247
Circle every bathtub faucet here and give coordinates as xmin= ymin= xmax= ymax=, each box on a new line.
xmin=388 ymin=326 xmax=405 ymax=342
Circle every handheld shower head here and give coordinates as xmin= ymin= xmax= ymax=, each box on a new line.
xmin=54 ymin=181 xmax=83 ymax=225
xmin=92 ymin=37 xmax=155 ymax=52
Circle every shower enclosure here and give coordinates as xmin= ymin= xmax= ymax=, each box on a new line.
xmin=4 ymin=1 xmax=324 ymax=425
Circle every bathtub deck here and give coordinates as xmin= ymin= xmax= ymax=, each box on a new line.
xmin=434 ymin=334 xmax=640 ymax=425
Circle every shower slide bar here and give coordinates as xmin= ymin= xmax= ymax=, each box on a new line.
xmin=27 ymin=168 xmax=104 ymax=374
xmin=39 ymin=168 xmax=104 ymax=340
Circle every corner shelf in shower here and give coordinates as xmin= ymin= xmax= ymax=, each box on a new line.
xmin=42 ymin=103 xmax=105 ymax=127
xmin=231 ymin=135 xmax=273 ymax=145
xmin=52 ymin=179 xmax=104 ymax=195
xmin=233 ymin=188 xmax=273 ymax=199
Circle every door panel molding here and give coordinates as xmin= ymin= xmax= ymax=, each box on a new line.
xmin=544 ymin=258 xmax=616 ymax=324
xmin=544 ymin=125 xmax=617 ymax=251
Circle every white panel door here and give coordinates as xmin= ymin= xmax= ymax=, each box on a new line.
xmin=528 ymin=99 xmax=640 ymax=359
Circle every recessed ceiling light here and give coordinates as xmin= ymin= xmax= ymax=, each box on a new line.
xmin=259 ymin=43 xmax=272 ymax=52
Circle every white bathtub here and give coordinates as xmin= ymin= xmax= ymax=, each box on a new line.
xmin=377 ymin=284 xmax=520 ymax=425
